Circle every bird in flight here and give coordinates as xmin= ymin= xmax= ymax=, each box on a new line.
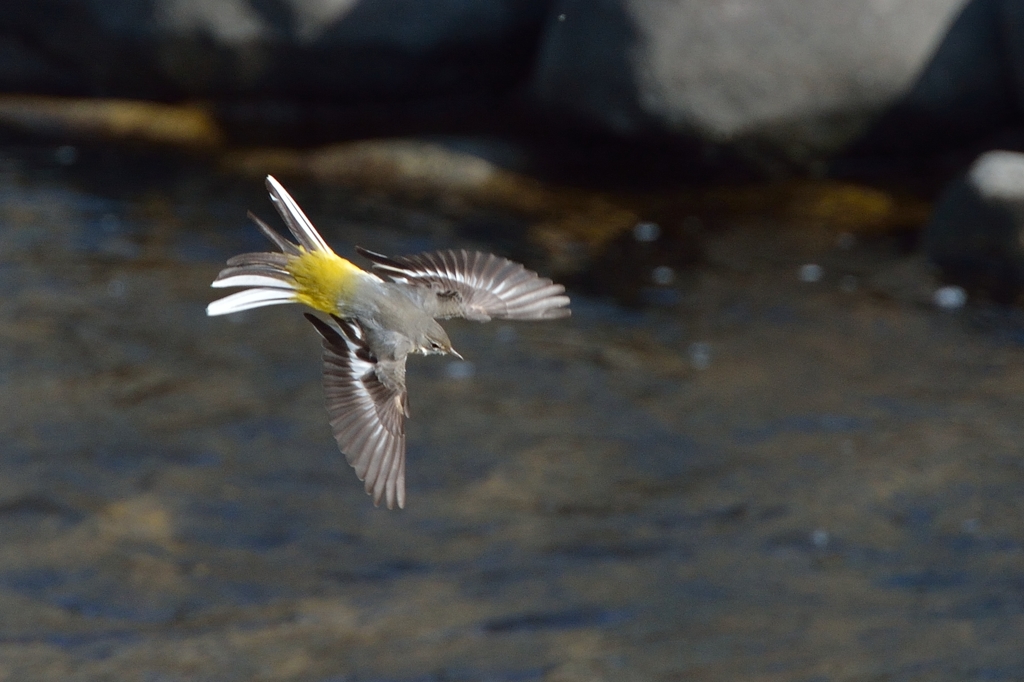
xmin=207 ymin=176 xmax=571 ymax=509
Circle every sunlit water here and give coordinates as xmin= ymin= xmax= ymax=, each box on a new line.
xmin=1 ymin=146 xmax=1024 ymax=680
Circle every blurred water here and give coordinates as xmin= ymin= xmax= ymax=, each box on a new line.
xmin=0 ymin=146 xmax=1023 ymax=680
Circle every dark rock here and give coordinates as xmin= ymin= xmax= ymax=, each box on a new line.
xmin=0 ymin=0 xmax=550 ymax=100
xmin=4 ymin=0 xmax=1024 ymax=167
xmin=925 ymin=150 xmax=1024 ymax=300
xmin=530 ymin=0 xmax=650 ymax=136
xmin=848 ymin=0 xmax=1017 ymax=155
xmin=999 ymin=0 xmax=1024 ymax=114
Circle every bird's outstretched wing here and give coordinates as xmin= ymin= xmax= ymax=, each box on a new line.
xmin=355 ymin=247 xmax=571 ymax=321
xmin=304 ymin=314 xmax=409 ymax=510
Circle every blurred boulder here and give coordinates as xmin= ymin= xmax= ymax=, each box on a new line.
xmin=925 ymin=150 xmax=1024 ymax=300
xmin=3 ymin=0 xmax=1023 ymax=168
xmin=530 ymin=0 xmax=1017 ymax=161
xmin=0 ymin=0 xmax=549 ymax=100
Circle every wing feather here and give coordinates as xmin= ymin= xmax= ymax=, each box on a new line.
xmin=304 ymin=313 xmax=408 ymax=509
xmin=355 ymin=247 xmax=571 ymax=321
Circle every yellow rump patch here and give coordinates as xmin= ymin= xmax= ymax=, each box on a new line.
xmin=286 ymin=248 xmax=362 ymax=315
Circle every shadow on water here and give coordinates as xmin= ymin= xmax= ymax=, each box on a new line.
xmin=1 ymin=144 xmax=1024 ymax=679
xmin=480 ymin=606 xmax=631 ymax=634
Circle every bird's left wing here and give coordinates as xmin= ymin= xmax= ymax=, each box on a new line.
xmin=355 ymin=247 xmax=570 ymax=321
xmin=304 ymin=314 xmax=408 ymax=510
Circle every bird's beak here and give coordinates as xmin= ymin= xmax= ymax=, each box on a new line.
xmin=449 ymin=348 xmax=464 ymax=360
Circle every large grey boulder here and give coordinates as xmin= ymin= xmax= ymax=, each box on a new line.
xmin=530 ymin=0 xmax=1014 ymax=160
xmin=0 ymin=0 xmax=549 ymax=100
xmin=2 ymin=0 xmax=1022 ymax=166
xmin=925 ymin=150 xmax=1024 ymax=299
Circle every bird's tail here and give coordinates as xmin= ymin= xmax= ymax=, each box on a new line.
xmin=207 ymin=176 xmax=363 ymax=317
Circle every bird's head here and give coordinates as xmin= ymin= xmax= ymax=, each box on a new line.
xmin=417 ymin=322 xmax=461 ymax=359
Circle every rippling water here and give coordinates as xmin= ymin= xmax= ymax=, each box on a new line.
xmin=1 ymin=146 xmax=1024 ymax=681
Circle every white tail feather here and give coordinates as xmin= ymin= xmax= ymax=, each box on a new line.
xmin=265 ymin=175 xmax=331 ymax=252
xmin=207 ymin=288 xmax=296 ymax=316
xmin=211 ymin=274 xmax=297 ymax=290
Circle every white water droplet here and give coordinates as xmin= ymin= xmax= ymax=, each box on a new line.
xmin=798 ymin=264 xmax=823 ymax=283
xmin=688 ymin=342 xmax=712 ymax=370
xmin=651 ymin=265 xmax=675 ymax=285
xmin=933 ymin=285 xmax=966 ymax=310
xmin=445 ymin=361 xmax=475 ymax=380
xmin=633 ymin=221 xmax=660 ymax=242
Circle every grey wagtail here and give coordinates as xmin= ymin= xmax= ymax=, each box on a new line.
xmin=207 ymin=176 xmax=571 ymax=509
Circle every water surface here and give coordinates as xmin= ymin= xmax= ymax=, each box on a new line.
xmin=0 ymin=146 xmax=1023 ymax=681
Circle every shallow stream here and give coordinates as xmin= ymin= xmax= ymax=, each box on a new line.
xmin=0 ymin=147 xmax=1023 ymax=681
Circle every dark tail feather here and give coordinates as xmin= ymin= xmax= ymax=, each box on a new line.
xmin=305 ymin=313 xmax=346 ymax=346
xmin=249 ymin=211 xmax=301 ymax=256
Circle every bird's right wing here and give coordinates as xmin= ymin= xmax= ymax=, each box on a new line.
xmin=355 ymin=247 xmax=570 ymax=321
xmin=304 ymin=314 xmax=408 ymax=510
